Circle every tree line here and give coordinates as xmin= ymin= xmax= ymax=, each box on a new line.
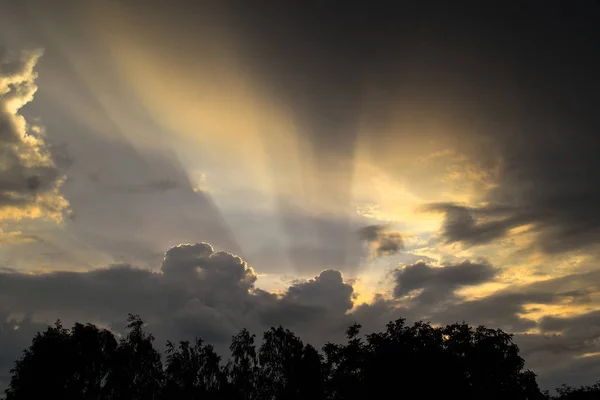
xmin=3 ymin=314 xmax=599 ymax=399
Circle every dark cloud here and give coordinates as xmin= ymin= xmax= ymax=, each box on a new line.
xmin=437 ymin=292 xmax=554 ymax=333
xmin=1 ymin=246 xmax=600 ymax=391
xmin=393 ymin=260 xmax=496 ymax=305
xmin=162 ymin=243 xmax=257 ymax=293
xmin=325 ymin=265 xmax=600 ymax=390
xmin=282 ymin=270 xmax=354 ymax=314
xmin=161 ymin=242 xmax=215 ymax=276
xmin=258 ymin=270 xmax=355 ymax=338
xmin=423 ymin=200 xmax=600 ymax=256
xmin=388 ymin=266 xmax=600 ymax=386
xmin=537 ymin=308 xmax=600 ymax=359
xmin=515 ymin=309 xmax=600 ymax=390
xmin=0 ymin=241 xmax=357 ymax=385
xmin=351 ymin=294 xmax=416 ymax=334
xmin=535 ymin=354 xmax=600 ymax=392
xmin=358 ymin=224 xmax=404 ymax=257
xmin=423 ymin=203 xmax=531 ymax=246
xmin=429 ymin=271 xmax=597 ymax=334
xmin=400 ymin=6 xmax=600 ymax=254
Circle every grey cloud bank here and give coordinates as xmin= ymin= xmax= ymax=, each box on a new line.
xmin=2 ymin=243 xmax=600 ymax=391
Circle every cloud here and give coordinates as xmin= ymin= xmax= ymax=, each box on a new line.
xmin=427 ymin=270 xmax=597 ymax=334
xmin=393 ymin=260 xmax=496 ymax=304
xmin=1 ymin=41 xmax=246 ymax=270
xmin=437 ymin=292 xmax=558 ymax=333
xmin=515 ymin=307 xmax=600 ymax=389
xmin=358 ymin=224 xmax=404 ymax=257
xmin=422 ymin=203 xmax=532 ymax=246
xmin=161 ymin=243 xmax=257 ymax=292
xmin=0 ymin=229 xmax=35 ymax=245
xmin=2 ymin=244 xmax=600 ymax=391
xmin=1 ymin=4 xmax=599 ymax=394
xmin=282 ymin=270 xmax=354 ymax=314
xmin=0 ymin=48 xmax=68 ymax=222
xmin=387 ymin=264 xmax=600 ymax=387
xmin=422 ymin=200 xmax=600 ymax=260
xmin=540 ymin=310 xmax=600 ymax=337
xmin=0 ymin=242 xmax=356 ymax=367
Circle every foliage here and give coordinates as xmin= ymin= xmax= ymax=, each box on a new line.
xmin=3 ymin=315 xmax=594 ymax=400
xmin=545 ymin=382 xmax=600 ymax=400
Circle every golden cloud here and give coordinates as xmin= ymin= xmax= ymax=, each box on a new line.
xmin=0 ymin=49 xmax=69 ymax=223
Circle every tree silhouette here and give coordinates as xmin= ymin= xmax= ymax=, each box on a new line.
xmin=4 ymin=314 xmax=598 ymax=400
xmin=322 ymin=323 xmax=367 ymax=400
xmin=226 ymin=328 xmax=259 ymax=400
xmin=5 ymin=321 xmax=117 ymax=400
xmin=297 ymin=343 xmax=326 ymax=400
xmin=546 ymin=382 xmax=600 ymax=400
xmin=162 ymin=338 xmax=225 ymax=399
xmin=257 ymin=326 xmax=305 ymax=399
xmin=102 ymin=314 xmax=163 ymax=400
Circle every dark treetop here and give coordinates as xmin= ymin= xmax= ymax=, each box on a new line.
xmin=4 ymin=314 xmax=599 ymax=400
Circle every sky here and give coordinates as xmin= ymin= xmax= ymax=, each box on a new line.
xmin=1 ymin=0 xmax=600 ymax=391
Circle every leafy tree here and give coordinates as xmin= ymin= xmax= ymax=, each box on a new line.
xmin=547 ymin=382 xmax=600 ymax=400
xmin=67 ymin=322 xmax=119 ymax=399
xmin=8 ymin=313 xmax=597 ymax=400
xmin=5 ymin=321 xmax=117 ymax=400
xmin=297 ymin=343 xmax=326 ymax=400
xmin=258 ymin=326 xmax=305 ymax=400
xmin=226 ymin=328 xmax=259 ymax=400
xmin=323 ymin=323 xmax=368 ymax=400
xmin=104 ymin=314 xmax=163 ymax=400
xmin=162 ymin=338 xmax=225 ymax=399
xmin=364 ymin=319 xmax=448 ymax=399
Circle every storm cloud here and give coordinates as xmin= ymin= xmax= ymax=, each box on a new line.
xmin=358 ymin=224 xmax=404 ymax=257
xmin=2 ymin=243 xmax=600 ymax=390
xmin=0 ymin=242 xmax=357 ymax=359
xmin=423 ymin=203 xmax=535 ymax=246
xmin=393 ymin=260 xmax=496 ymax=304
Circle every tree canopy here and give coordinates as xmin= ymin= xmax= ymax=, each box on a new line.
xmin=3 ymin=314 xmax=597 ymax=399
